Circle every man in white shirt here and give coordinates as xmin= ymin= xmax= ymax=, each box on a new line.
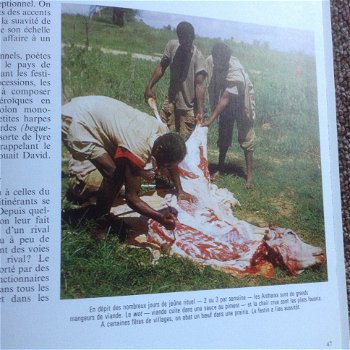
xmin=62 ymin=96 xmax=194 ymax=234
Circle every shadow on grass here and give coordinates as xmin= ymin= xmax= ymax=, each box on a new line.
xmin=208 ymin=161 xmax=246 ymax=179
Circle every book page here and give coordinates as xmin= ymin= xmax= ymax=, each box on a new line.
xmin=1 ymin=1 xmax=349 ymax=349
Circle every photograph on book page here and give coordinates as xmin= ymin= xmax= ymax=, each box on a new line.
xmin=61 ymin=2 xmax=326 ymax=298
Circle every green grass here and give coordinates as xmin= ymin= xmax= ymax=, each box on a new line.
xmin=61 ymin=12 xmax=326 ymax=299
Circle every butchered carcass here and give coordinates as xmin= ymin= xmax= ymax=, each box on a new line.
xmin=113 ymin=125 xmax=325 ymax=277
xmin=146 ymin=126 xmax=325 ymax=277
xmin=263 ymin=227 xmax=325 ymax=275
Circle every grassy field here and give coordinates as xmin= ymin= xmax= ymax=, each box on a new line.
xmin=61 ymin=10 xmax=326 ymax=299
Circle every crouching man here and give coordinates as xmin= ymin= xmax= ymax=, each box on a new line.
xmin=62 ymin=95 xmax=194 ymax=234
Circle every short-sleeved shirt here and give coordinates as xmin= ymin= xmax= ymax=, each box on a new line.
xmin=62 ymin=96 xmax=169 ymax=165
xmin=206 ymin=55 xmax=255 ymax=119
xmin=163 ymin=39 xmax=206 ymax=110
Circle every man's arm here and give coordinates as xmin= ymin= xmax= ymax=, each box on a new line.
xmin=194 ymin=72 xmax=206 ymax=123
xmin=201 ymin=90 xmax=230 ymax=127
xmin=144 ymin=57 xmax=170 ymax=100
xmin=123 ymin=159 xmax=176 ymax=230
xmin=90 ymin=153 xmax=124 ymax=218
xmin=168 ymin=165 xmax=197 ymax=203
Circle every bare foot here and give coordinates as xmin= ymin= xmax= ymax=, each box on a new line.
xmin=61 ymin=205 xmax=96 ymax=226
xmin=89 ymin=216 xmax=110 ymax=241
xmin=90 ymin=225 xmax=106 ymax=241
xmin=245 ymin=180 xmax=255 ymax=189
xmin=210 ymin=171 xmax=221 ymax=182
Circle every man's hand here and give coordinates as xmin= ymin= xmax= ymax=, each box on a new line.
xmin=158 ymin=206 xmax=178 ymax=230
xmin=139 ymin=168 xmax=156 ymax=182
xmin=200 ymin=119 xmax=212 ymax=128
xmin=177 ymin=190 xmax=197 ymax=203
xmin=195 ymin=112 xmax=204 ymax=125
xmin=159 ymin=213 xmax=177 ymax=230
xmin=144 ymin=87 xmax=155 ymax=102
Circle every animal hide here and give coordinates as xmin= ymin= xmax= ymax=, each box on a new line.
xmin=147 ymin=126 xmax=325 ymax=277
xmin=113 ymin=126 xmax=325 ymax=278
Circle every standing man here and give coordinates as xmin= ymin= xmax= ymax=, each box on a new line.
xmin=202 ymin=42 xmax=256 ymax=188
xmin=144 ymin=21 xmax=207 ymax=139
xmin=62 ymin=95 xmax=194 ymax=234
